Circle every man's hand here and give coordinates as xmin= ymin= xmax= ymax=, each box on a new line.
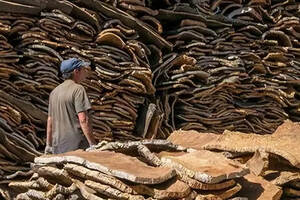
xmin=44 ymin=146 xmax=53 ymax=154
xmin=86 ymin=144 xmax=97 ymax=151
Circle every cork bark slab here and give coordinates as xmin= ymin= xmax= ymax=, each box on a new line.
xmin=196 ymin=183 xmax=242 ymax=200
xmin=15 ymin=189 xmax=47 ymax=200
xmin=284 ymin=187 xmax=300 ymax=197
xmin=9 ymin=177 xmax=53 ymax=191
xmin=273 ymin=120 xmax=300 ymax=137
xmin=0 ymin=184 xmax=13 ymax=200
xmin=204 ymin=127 xmax=300 ymax=169
xmin=167 ymin=130 xmax=219 ymax=150
xmin=36 ymin=166 xmax=73 ymax=186
xmin=131 ymin=178 xmax=191 ymax=199
xmin=85 ymin=180 xmax=144 ymax=200
xmin=180 ymin=175 xmax=236 ymax=190
xmin=237 ymin=174 xmax=282 ymax=200
xmin=290 ymin=181 xmax=300 ymax=189
xmin=269 ymin=171 xmax=300 ymax=186
xmin=246 ymin=150 xmax=269 ymax=176
xmin=64 ymin=163 xmax=135 ymax=194
xmin=161 ymin=150 xmax=249 ymax=184
xmin=73 ymin=179 xmax=105 ymax=200
xmin=179 ymin=191 xmax=197 ymax=200
xmin=35 ymin=150 xmax=176 ymax=184
xmin=46 ymin=183 xmax=77 ymax=199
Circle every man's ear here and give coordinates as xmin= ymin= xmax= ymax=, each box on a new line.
xmin=74 ymin=68 xmax=80 ymax=74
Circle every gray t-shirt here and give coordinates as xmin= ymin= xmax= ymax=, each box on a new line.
xmin=48 ymin=79 xmax=91 ymax=154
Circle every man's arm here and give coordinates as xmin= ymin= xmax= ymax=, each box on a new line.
xmin=45 ymin=116 xmax=53 ymax=154
xmin=46 ymin=116 xmax=53 ymax=146
xmin=78 ymin=111 xmax=96 ymax=146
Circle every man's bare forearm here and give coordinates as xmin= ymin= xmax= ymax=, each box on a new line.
xmin=78 ymin=111 xmax=96 ymax=145
xmin=46 ymin=116 xmax=53 ymax=146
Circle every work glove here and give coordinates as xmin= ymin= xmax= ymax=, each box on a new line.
xmin=44 ymin=146 xmax=53 ymax=154
xmin=86 ymin=144 xmax=97 ymax=152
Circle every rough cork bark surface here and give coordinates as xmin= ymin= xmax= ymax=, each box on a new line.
xmin=203 ymin=130 xmax=300 ymax=169
xmin=160 ymin=150 xmax=249 ymax=184
xmin=238 ymin=174 xmax=283 ymax=200
xmin=167 ymin=130 xmax=219 ymax=151
xmin=131 ymin=178 xmax=191 ymax=199
xmin=35 ymin=150 xmax=176 ymax=184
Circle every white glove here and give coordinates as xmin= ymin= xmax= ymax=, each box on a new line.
xmin=86 ymin=144 xmax=97 ymax=151
xmin=44 ymin=146 xmax=53 ymax=154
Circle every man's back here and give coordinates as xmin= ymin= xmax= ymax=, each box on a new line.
xmin=49 ymin=79 xmax=91 ymax=153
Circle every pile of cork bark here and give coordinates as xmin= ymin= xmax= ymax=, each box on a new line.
xmin=168 ymin=120 xmax=300 ymax=199
xmin=1 ymin=148 xmax=248 ymax=200
xmin=1 ymin=120 xmax=299 ymax=199
xmin=0 ymin=0 xmax=299 ymax=199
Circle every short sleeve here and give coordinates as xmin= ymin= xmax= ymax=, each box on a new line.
xmin=74 ymin=86 xmax=92 ymax=114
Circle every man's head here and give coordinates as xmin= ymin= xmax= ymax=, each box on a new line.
xmin=60 ymin=58 xmax=91 ymax=83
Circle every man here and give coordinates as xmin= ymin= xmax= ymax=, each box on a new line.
xmin=45 ymin=58 xmax=97 ymax=154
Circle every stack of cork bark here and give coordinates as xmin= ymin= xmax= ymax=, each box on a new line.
xmin=0 ymin=2 xmax=156 ymax=142
xmin=0 ymin=119 xmax=299 ymax=199
xmin=1 ymin=139 xmax=251 ymax=199
xmin=0 ymin=0 xmax=298 ymax=142
xmin=151 ymin=0 xmax=300 ymax=137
